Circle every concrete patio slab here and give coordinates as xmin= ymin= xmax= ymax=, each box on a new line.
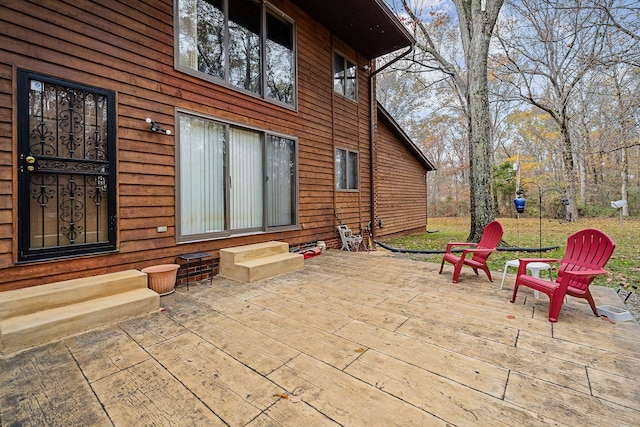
xmin=1 ymin=249 xmax=639 ymax=426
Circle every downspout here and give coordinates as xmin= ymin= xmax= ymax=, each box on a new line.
xmin=368 ymin=44 xmax=413 ymax=239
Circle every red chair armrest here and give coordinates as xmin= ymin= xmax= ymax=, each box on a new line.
xmin=556 ymin=268 xmax=608 ymax=294
xmin=462 ymin=248 xmax=495 ymax=257
xmin=459 ymin=248 xmax=495 ymax=261
xmin=464 ymin=248 xmax=495 ymax=253
xmin=445 ymin=242 xmax=478 ymax=252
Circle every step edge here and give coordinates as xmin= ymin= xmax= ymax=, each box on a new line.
xmin=236 ymin=253 xmax=304 ymax=268
xmin=1 ymin=289 xmax=159 ymax=334
xmin=0 ymin=271 xmax=148 ymax=320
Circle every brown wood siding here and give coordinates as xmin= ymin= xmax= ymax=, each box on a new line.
xmin=331 ymin=38 xmax=371 ymax=233
xmin=375 ymin=119 xmax=428 ymax=238
xmin=0 ymin=0 xmax=379 ymax=290
xmin=0 ymin=62 xmax=13 ymax=270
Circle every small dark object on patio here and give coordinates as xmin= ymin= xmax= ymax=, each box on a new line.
xmin=600 ymin=315 xmax=616 ymax=324
xmin=274 ymin=393 xmax=290 ymax=399
xmin=617 ymin=283 xmax=638 ymax=303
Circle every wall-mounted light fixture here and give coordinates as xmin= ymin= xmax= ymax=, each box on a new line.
xmin=145 ymin=118 xmax=171 ymax=135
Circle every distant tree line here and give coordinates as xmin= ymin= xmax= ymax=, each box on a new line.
xmin=381 ymin=0 xmax=640 ymax=220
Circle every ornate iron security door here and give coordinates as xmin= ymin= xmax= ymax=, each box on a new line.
xmin=17 ymin=71 xmax=116 ymax=262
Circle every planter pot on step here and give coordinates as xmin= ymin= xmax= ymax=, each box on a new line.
xmin=142 ymin=264 xmax=180 ymax=295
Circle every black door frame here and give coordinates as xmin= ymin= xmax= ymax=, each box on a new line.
xmin=17 ymin=70 xmax=117 ymax=262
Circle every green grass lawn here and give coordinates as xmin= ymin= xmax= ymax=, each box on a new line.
xmin=381 ymin=216 xmax=640 ymax=290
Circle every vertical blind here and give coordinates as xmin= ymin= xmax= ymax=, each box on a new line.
xmin=267 ymin=135 xmax=295 ymax=227
xmin=230 ymin=127 xmax=263 ymax=230
xmin=178 ymin=112 xmax=296 ymax=240
xmin=179 ymin=115 xmax=225 ymax=235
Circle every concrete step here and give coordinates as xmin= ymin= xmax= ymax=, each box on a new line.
xmin=0 ymin=270 xmax=148 ymax=321
xmin=221 ymin=252 xmax=304 ymax=283
xmin=0 ymin=288 xmax=159 ymax=355
xmin=220 ymin=241 xmax=290 ymax=265
xmin=0 ymin=270 xmax=160 ymax=355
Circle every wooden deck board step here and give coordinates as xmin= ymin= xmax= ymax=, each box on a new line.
xmin=220 ymin=242 xmax=304 ymax=283
xmin=0 ymin=270 xmax=160 ymax=355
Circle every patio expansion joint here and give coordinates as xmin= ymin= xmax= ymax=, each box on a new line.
xmin=169 ymin=311 xmax=298 ymax=380
xmin=339 ymin=344 xmax=369 ymax=373
xmin=513 ymin=329 xmax=520 ymax=347
xmin=335 ymin=348 xmax=456 ymax=424
xmin=502 ymin=370 xmax=511 ymax=401
xmin=62 ymin=340 xmax=115 ymax=424
xmin=120 ymin=309 xmax=298 ymax=423
xmin=138 ymin=336 xmax=249 ymax=424
xmin=584 ymin=365 xmax=594 ymax=398
xmin=392 ymin=316 xmax=411 ymax=332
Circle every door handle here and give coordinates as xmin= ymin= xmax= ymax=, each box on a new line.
xmin=23 ymin=155 xmax=37 ymax=172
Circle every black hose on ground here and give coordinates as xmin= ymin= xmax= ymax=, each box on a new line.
xmin=374 ymin=240 xmax=559 ymax=255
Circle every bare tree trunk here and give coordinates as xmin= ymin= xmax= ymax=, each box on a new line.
xmin=577 ymin=111 xmax=589 ymax=207
xmin=560 ymin=122 xmax=579 ymax=221
xmin=454 ymin=0 xmax=503 ymax=241
xmin=466 ymin=29 xmax=495 ymax=240
xmin=397 ymin=0 xmax=503 ymax=241
xmin=578 ymin=154 xmax=586 ymax=208
xmin=613 ymin=72 xmax=632 ymax=216
xmin=622 ymin=147 xmax=629 ymax=216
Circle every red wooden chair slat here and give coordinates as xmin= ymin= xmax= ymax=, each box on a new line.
xmin=439 ymin=221 xmax=504 ymax=283
xmin=510 ymin=228 xmax=615 ymax=322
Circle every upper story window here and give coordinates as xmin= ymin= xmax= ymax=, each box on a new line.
xmin=333 ymin=52 xmax=357 ymax=100
xmin=336 ymin=148 xmax=358 ymax=191
xmin=177 ymin=0 xmax=296 ymax=107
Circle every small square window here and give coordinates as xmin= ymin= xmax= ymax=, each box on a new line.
xmin=333 ymin=52 xmax=357 ymax=100
xmin=336 ymin=148 xmax=358 ymax=190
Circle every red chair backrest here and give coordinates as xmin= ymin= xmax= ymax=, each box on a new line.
xmin=472 ymin=221 xmax=504 ymax=263
xmin=557 ymin=229 xmax=616 ymax=292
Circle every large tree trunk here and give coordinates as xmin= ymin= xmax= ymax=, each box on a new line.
xmin=560 ymin=121 xmax=579 ymax=221
xmin=454 ymin=0 xmax=502 ymax=241
xmin=467 ymin=34 xmax=495 ymax=240
xmin=398 ymin=0 xmax=503 ymax=241
xmin=622 ymin=147 xmax=629 ymax=216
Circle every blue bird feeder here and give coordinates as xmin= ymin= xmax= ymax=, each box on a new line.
xmin=514 ymin=196 xmax=526 ymax=213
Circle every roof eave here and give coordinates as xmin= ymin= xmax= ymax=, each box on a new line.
xmin=293 ymin=0 xmax=415 ymax=59
xmin=377 ymin=102 xmax=436 ymax=172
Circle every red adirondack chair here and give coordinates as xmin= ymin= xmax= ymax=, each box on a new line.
xmin=439 ymin=220 xmax=504 ymax=283
xmin=510 ymin=228 xmax=616 ymax=322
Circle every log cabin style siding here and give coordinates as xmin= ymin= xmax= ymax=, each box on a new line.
xmin=375 ymin=103 xmax=436 ymax=239
xmin=0 ymin=0 xmax=430 ymax=291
